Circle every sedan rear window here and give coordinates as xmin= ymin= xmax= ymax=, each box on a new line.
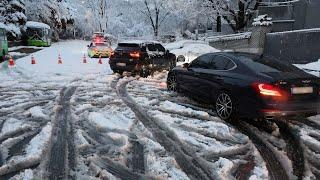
xmin=239 ymin=56 xmax=301 ymax=73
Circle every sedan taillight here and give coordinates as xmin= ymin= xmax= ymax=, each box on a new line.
xmin=252 ymin=83 xmax=282 ymax=97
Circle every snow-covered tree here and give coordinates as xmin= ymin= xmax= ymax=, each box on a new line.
xmin=84 ymin=0 xmax=108 ymax=33
xmin=141 ymin=0 xmax=173 ymax=37
xmin=202 ymin=0 xmax=262 ymax=32
xmin=0 ymin=0 xmax=27 ymax=39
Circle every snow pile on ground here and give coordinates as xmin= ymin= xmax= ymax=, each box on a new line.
xmin=159 ymin=100 xmax=210 ymax=119
xmin=25 ymin=123 xmax=52 ymax=157
xmin=140 ymin=137 xmax=190 ymax=180
xmin=0 ymin=118 xmax=30 ymax=136
xmin=295 ymin=59 xmax=320 ymax=77
xmin=165 ymin=40 xmax=220 ymax=64
xmin=27 ymin=106 xmax=48 ymax=119
xmin=88 ymin=109 xmax=134 ymax=131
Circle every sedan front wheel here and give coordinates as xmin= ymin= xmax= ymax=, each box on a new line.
xmin=215 ymin=92 xmax=234 ymax=120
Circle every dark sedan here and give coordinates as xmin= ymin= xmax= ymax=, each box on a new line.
xmin=167 ymin=52 xmax=320 ymax=120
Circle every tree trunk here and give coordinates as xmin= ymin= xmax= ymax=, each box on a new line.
xmin=237 ymin=1 xmax=245 ymax=31
xmin=216 ymin=16 xmax=221 ymax=32
xmin=154 ymin=10 xmax=159 ymax=37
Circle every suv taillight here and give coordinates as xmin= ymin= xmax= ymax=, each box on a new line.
xmin=130 ymin=51 xmax=140 ymax=58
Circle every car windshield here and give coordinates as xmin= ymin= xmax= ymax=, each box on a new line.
xmin=26 ymin=27 xmax=45 ymax=37
xmin=239 ymin=56 xmax=301 ymax=73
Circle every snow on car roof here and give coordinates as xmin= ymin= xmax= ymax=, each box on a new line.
xmin=26 ymin=21 xmax=50 ymax=29
xmin=118 ymin=39 xmax=161 ymax=45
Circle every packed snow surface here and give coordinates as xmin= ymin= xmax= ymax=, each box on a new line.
xmin=295 ymin=59 xmax=320 ymax=77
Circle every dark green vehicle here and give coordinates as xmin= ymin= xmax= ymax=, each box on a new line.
xmin=26 ymin=21 xmax=52 ymax=47
xmin=0 ymin=28 xmax=8 ymax=62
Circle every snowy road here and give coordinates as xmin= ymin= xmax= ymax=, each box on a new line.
xmin=0 ymin=40 xmax=319 ymax=179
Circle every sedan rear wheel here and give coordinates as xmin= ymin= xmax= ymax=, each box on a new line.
xmin=215 ymin=92 xmax=233 ymax=120
xmin=167 ymin=74 xmax=177 ymax=92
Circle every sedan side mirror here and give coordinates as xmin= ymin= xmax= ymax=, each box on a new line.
xmin=166 ymin=50 xmax=169 ymax=54
xmin=87 ymin=45 xmax=90 ymax=48
xmin=177 ymin=55 xmax=186 ymax=62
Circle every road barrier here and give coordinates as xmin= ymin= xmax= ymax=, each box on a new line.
xmin=83 ymin=54 xmax=87 ymax=64
xmin=31 ymin=55 xmax=36 ymax=65
xmin=58 ymin=54 xmax=62 ymax=64
xmin=8 ymin=56 xmax=15 ymax=68
xmin=98 ymin=55 xmax=102 ymax=64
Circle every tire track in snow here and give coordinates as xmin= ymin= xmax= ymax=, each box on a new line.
xmin=272 ymin=119 xmax=305 ymax=180
xmin=231 ymin=120 xmax=290 ymax=180
xmin=44 ymin=86 xmax=77 ymax=180
xmin=117 ymin=79 xmax=218 ymax=180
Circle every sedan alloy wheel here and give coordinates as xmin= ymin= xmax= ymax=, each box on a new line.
xmin=216 ymin=92 xmax=233 ymax=120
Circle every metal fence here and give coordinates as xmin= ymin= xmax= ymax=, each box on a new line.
xmin=264 ymin=28 xmax=320 ymax=64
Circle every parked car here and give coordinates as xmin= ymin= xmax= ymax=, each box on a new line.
xmin=167 ymin=52 xmax=320 ymax=120
xmin=161 ymin=34 xmax=176 ymax=43
xmin=0 ymin=28 xmax=8 ymax=62
xmin=109 ymin=40 xmax=176 ymax=77
xmin=87 ymin=42 xmax=113 ymax=58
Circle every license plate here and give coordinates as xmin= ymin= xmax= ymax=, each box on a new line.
xmin=116 ymin=63 xmax=126 ymax=67
xmin=291 ymin=87 xmax=313 ymax=94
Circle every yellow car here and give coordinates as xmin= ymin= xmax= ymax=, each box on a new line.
xmin=87 ymin=42 xmax=113 ymax=58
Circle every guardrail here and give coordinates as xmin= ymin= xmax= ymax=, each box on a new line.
xmin=302 ymin=68 xmax=320 ymax=77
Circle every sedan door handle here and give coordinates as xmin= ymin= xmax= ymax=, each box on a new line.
xmin=216 ymin=76 xmax=223 ymax=80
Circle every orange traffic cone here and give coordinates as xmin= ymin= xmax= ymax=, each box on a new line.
xmin=31 ymin=55 xmax=36 ymax=64
xmin=8 ymin=56 xmax=15 ymax=68
xmin=98 ymin=55 xmax=103 ymax=64
xmin=58 ymin=54 xmax=62 ymax=64
xmin=83 ymin=54 xmax=87 ymax=64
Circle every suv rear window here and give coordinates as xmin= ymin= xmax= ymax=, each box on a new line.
xmin=116 ymin=43 xmax=143 ymax=51
xmin=239 ymin=56 xmax=301 ymax=73
xmin=147 ymin=44 xmax=165 ymax=52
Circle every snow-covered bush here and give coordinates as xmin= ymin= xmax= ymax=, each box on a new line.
xmin=0 ymin=0 xmax=27 ymax=39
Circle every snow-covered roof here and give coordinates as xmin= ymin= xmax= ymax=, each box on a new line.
xmin=26 ymin=21 xmax=50 ymax=29
xmin=206 ymin=32 xmax=252 ymax=42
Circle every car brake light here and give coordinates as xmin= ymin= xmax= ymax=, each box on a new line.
xmin=130 ymin=51 xmax=140 ymax=58
xmin=253 ymin=83 xmax=282 ymax=97
xmin=110 ymin=50 xmax=114 ymax=56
